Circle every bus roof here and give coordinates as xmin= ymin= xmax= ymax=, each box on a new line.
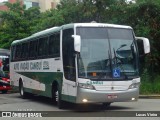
xmin=11 ymin=23 xmax=132 ymax=45
xmin=63 ymin=23 xmax=132 ymax=29
xmin=12 ymin=26 xmax=61 ymax=45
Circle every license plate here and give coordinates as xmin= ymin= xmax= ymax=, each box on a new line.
xmin=3 ymin=86 xmax=6 ymax=88
xmin=107 ymin=94 xmax=117 ymax=99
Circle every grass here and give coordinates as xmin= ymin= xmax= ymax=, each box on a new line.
xmin=140 ymin=75 xmax=160 ymax=95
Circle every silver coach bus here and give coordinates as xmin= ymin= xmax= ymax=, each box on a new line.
xmin=10 ymin=23 xmax=150 ymax=109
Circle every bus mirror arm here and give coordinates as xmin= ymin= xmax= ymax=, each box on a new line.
xmin=72 ymin=35 xmax=81 ymax=53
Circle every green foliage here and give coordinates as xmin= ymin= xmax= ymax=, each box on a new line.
xmin=0 ymin=1 xmax=41 ymax=49
xmin=140 ymin=75 xmax=160 ymax=94
xmin=37 ymin=9 xmax=65 ymax=30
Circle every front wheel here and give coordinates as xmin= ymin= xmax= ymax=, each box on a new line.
xmin=52 ymin=85 xmax=64 ymax=109
xmin=102 ymin=102 xmax=111 ymax=109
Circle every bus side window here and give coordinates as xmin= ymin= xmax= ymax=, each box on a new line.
xmin=48 ymin=33 xmax=60 ymax=58
xmin=15 ymin=44 xmax=22 ymax=61
xmin=54 ymin=33 xmax=60 ymax=57
xmin=29 ymin=40 xmax=38 ymax=59
xmin=21 ymin=43 xmax=29 ymax=59
xmin=21 ymin=43 xmax=25 ymax=59
xmin=11 ymin=46 xmax=16 ymax=61
xmin=38 ymin=37 xmax=48 ymax=58
xmin=48 ymin=35 xmax=54 ymax=56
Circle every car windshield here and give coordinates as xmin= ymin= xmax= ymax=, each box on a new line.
xmin=76 ymin=27 xmax=139 ymax=80
xmin=0 ymin=56 xmax=9 ymax=78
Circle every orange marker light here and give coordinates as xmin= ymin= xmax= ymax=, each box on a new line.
xmin=93 ymin=72 xmax=97 ymax=76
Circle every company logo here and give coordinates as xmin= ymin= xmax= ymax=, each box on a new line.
xmin=1 ymin=112 xmax=42 ymax=118
xmin=2 ymin=112 xmax=11 ymax=117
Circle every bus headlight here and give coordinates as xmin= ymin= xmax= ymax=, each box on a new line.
xmin=78 ymin=83 xmax=95 ymax=90
xmin=129 ymin=82 xmax=140 ymax=89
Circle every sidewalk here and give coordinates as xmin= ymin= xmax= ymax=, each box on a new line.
xmin=139 ymin=95 xmax=160 ymax=99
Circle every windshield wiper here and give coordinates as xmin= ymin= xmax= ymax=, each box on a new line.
xmin=108 ymin=50 xmax=112 ymax=73
xmin=113 ymin=48 xmax=128 ymax=79
xmin=96 ymin=51 xmax=112 ymax=80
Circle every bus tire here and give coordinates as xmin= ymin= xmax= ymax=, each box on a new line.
xmin=102 ymin=102 xmax=111 ymax=108
xmin=52 ymin=83 xmax=57 ymax=104
xmin=19 ymin=81 xmax=27 ymax=99
xmin=53 ymin=84 xmax=64 ymax=109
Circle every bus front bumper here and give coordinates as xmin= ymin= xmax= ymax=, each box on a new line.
xmin=76 ymin=88 xmax=139 ymax=103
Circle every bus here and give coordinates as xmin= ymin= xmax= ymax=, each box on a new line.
xmin=0 ymin=49 xmax=11 ymax=93
xmin=10 ymin=23 xmax=150 ymax=109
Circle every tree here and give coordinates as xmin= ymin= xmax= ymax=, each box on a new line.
xmin=0 ymin=1 xmax=41 ymax=48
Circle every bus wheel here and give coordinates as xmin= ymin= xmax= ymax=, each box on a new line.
xmin=53 ymin=85 xmax=64 ymax=109
xmin=19 ymin=81 xmax=27 ymax=99
xmin=102 ymin=102 xmax=111 ymax=108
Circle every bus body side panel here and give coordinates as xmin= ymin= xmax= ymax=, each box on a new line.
xmin=10 ymin=58 xmax=63 ymax=98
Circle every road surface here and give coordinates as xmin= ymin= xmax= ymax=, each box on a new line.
xmin=0 ymin=92 xmax=159 ymax=120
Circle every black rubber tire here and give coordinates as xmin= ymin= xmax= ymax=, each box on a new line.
xmin=53 ymin=85 xmax=64 ymax=109
xmin=102 ymin=102 xmax=111 ymax=108
xmin=52 ymin=85 xmax=57 ymax=105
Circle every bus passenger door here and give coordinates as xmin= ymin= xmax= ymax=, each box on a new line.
xmin=62 ymin=28 xmax=77 ymax=102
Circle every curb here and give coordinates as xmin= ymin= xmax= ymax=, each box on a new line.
xmin=139 ymin=95 xmax=160 ymax=99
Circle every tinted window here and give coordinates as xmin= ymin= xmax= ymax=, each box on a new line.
xmin=15 ymin=44 xmax=22 ymax=60
xmin=38 ymin=37 xmax=48 ymax=57
xmin=29 ymin=40 xmax=38 ymax=58
xmin=62 ymin=29 xmax=76 ymax=81
xmin=48 ymin=33 xmax=60 ymax=57
xmin=21 ymin=43 xmax=29 ymax=59
xmin=11 ymin=46 xmax=16 ymax=61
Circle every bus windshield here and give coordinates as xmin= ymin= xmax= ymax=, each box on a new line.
xmin=76 ymin=27 xmax=139 ymax=80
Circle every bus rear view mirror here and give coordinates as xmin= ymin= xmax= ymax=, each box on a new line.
xmin=72 ymin=35 xmax=81 ymax=53
xmin=136 ymin=37 xmax=150 ymax=55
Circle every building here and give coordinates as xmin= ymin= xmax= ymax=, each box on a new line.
xmin=23 ymin=0 xmax=60 ymax=12
xmin=0 ymin=0 xmax=60 ymax=12
xmin=0 ymin=0 xmax=17 ymax=11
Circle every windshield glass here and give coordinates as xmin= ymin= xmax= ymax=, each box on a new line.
xmin=0 ymin=56 xmax=9 ymax=78
xmin=76 ymin=27 xmax=139 ymax=80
